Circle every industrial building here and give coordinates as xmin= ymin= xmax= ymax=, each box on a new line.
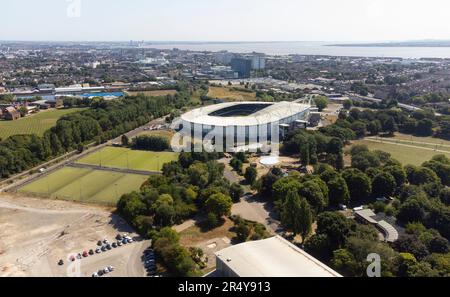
xmin=214 ymin=236 xmax=342 ymax=277
xmin=179 ymin=101 xmax=311 ymax=148
xmin=231 ymin=57 xmax=252 ymax=78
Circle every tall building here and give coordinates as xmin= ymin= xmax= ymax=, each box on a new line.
xmin=251 ymin=53 xmax=266 ymax=70
xmin=214 ymin=51 xmax=235 ymax=65
xmin=231 ymin=57 xmax=252 ymax=78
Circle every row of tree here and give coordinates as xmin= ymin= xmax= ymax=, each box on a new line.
xmin=0 ymin=94 xmax=185 ymax=178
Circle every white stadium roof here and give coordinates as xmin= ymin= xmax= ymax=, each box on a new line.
xmin=215 ymin=236 xmax=342 ymax=277
xmin=181 ymin=101 xmax=310 ymax=127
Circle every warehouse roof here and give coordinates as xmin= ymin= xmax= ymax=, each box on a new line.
xmin=215 ymin=236 xmax=342 ymax=277
xmin=181 ymin=101 xmax=310 ymax=127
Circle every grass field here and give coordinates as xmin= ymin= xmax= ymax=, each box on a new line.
xmin=135 ymin=130 xmax=175 ymax=139
xmin=370 ymin=133 xmax=450 ymax=153
xmin=18 ymin=167 xmax=148 ymax=205
xmin=127 ymin=90 xmax=178 ymax=97
xmin=76 ymin=147 xmax=179 ymax=172
xmin=0 ymin=108 xmax=85 ymax=140
xmin=351 ymin=138 xmax=450 ymax=166
xmin=208 ymin=86 xmax=256 ymax=101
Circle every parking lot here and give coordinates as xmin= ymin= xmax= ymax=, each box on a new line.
xmin=0 ymin=194 xmax=151 ymax=277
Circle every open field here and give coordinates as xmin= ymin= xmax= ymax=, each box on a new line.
xmin=208 ymin=86 xmax=257 ymax=101
xmin=369 ymin=133 xmax=450 ymax=153
xmin=76 ymin=147 xmax=179 ymax=172
xmin=351 ymin=138 xmax=450 ymax=166
xmin=126 ymin=90 xmax=177 ymax=97
xmin=18 ymin=167 xmax=148 ymax=205
xmin=0 ymin=194 xmax=149 ymax=277
xmin=135 ymin=129 xmax=175 ymax=139
xmin=0 ymin=108 xmax=85 ymax=140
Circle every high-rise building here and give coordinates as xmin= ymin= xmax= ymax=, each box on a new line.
xmin=251 ymin=53 xmax=266 ymax=70
xmin=214 ymin=51 xmax=235 ymax=65
xmin=231 ymin=57 xmax=252 ymax=78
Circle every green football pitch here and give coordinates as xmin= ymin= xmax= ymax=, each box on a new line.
xmin=75 ymin=147 xmax=179 ymax=172
xmin=18 ymin=167 xmax=149 ymax=205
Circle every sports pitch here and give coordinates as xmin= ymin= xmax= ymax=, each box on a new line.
xmin=18 ymin=167 xmax=148 ymax=205
xmin=75 ymin=147 xmax=179 ymax=172
xmin=0 ymin=108 xmax=85 ymax=140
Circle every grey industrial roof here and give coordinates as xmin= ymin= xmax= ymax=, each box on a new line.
xmin=215 ymin=236 xmax=342 ymax=277
xmin=377 ymin=220 xmax=399 ymax=243
xmin=354 ymin=209 xmax=378 ymax=224
xmin=181 ymin=101 xmax=310 ymax=127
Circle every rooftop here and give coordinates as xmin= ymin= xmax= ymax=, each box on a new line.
xmin=215 ymin=236 xmax=342 ymax=277
xmin=181 ymin=101 xmax=310 ymax=127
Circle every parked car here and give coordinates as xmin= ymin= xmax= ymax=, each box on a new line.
xmin=112 ymin=242 xmax=117 ymax=248
xmin=108 ymin=266 xmax=114 ymax=272
xmin=127 ymin=238 xmax=133 ymax=243
xmin=76 ymin=253 xmax=82 ymax=260
xmin=95 ymin=248 xmax=101 ymax=254
xmin=103 ymin=239 xmax=109 ymax=244
xmin=122 ymin=239 xmax=128 ymax=244
xmin=117 ymin=241 xmax=123 ymax=246
xmin=106 ymin=244 xmax=112 ymax=250
xmin=92 ymin=272 xmax=99 ymax=277
xmin=82 ymin=251 xmax=89 ymax=257
xmin=101 ymin=246 xmax=107 ymax=252
xmin=97 ymin=240 xmax=103 ymax=246
xmin=89 ymin=249 xmax=94 ymax=255
xmin=58 ymin=259 xmax=64 ymax=266
xmin=98 ymin=270 xmax=104 ymax=276
xmin=116 ymin=234 xmax=123 ymax=240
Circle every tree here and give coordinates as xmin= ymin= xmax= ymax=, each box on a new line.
xmin=406 ymin=165 xmax=441 ymax=185
xmin=205 ymin=193 xmax=233 ymax=221
xmin=416 ymin=119 xmax=434 ymax=136
xmin=299 ymin=180 xmax=328 ymax=213
xmin=121 ymin=134 xmax=129 ymax=146
xmin=350 ymin=121 xmax=367 ymax=139
xmin=229 ymin=183 xmax=244 ymax=202
xmin=327 ymin=176 xmax=350 ymax=206
xmin=372 ymin=172 xmax=396 ymax=197
xmin=19 ymin=106 xmax=28 ymax=117
xmin=342 ymin=168 xmax=372 ymax=202
xmin=314 ymin=96 xmax=329 ymax=112
xmin=367 ymin=120 xmax=382 ymax=136
xmin=298 ymin=197 xmax=313 ymax=244
xmin=244 ymin=166 xmax=257 ymax=185
xmin=397 ymin=198 xmax=427 ymax=224
xmin=330 ymin=249 xmax=358 ymax=276
xmin=383 ymin=165 xmax=407 ymax=187
xmin=383 ymin=117 xmax=398 ymax=135
xmin=316 ymin=212 xmax=352 ymax=249
xmin=343 ymin=100 xmax=353 ymax=110
xmin=281 ymin=190 xmax=312 ymax=243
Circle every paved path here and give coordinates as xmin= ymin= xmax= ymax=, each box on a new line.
xmin=67 ymin=162 xmax=160 ymax=176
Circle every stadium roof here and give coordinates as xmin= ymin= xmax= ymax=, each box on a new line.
xmin=215 ymin=236 xmax=342 ymax=277
xmin=181 ymin=101 xmax=310 ymax=127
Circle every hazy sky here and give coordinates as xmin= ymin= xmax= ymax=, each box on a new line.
xmin=2 ymin=0 xmax=450 ymax=42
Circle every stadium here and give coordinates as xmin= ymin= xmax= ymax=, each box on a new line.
xmin=178 ymin=101 xmax=311 ymax=149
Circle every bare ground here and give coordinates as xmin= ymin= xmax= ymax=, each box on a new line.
xmin=0 ymin=194 xmax=150 ymax=277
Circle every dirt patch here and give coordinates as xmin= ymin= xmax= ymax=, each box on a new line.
xmin=0 ymin=194 xmax=148 ymax=277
